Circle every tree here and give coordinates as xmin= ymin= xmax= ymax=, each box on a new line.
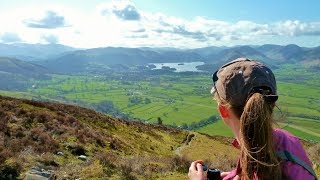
xmin=157 ymin=117 xmax=163 ymax=125
xmin=144 ymin=98 xmax=151 ymax=104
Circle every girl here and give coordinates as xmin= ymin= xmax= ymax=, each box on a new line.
xmin=188 ymin=58 xmax=317 ymax=180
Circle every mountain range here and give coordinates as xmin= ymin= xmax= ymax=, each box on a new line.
xmin=41 ymin=47 xmax=202 ymax=73
xmin=0 ymin=43 xmax=319 ymax=74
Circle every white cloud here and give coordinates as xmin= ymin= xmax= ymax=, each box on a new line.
xmin=0 ymin=32 xmax=22 ymax=43
xmin=41 ymin=34 xmax=59 ymax=44
xmin=23 ymin=11 xmax=69 ymax=29
xmin=272 ymin=20 xmax=320 ymax=36
xmin=101 ymin=0 xmax=141 ymax=21
xmin=0 ymin=0 xmax=319 ymax=48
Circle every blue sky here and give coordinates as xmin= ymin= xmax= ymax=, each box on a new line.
xmin=133 ymin=0 xmax=320 ymax=22
xmin=0 ymin=0 xmax=319 ymax=48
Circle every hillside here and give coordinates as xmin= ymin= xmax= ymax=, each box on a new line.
xmin=256 ymin=44 xmax=304 ymax=62
xmin=0 ymin=57 xmax=49 ymax=75
xmin=0 ymin=57 xmax=50 ymax=91
xmin=0 ymin=95 xmax=242 ymax=179
xmin=205 ymin=45 xmax=273 ymax=65
xmin=0 ymin=95 xmax=319 ymax=179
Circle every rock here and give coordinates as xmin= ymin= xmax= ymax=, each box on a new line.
xmin=57 ymin=151 xmax=64 ymax=156
xmin=78 ymin=155 xmax=87 ymax=161
xmin=26 ymin=173 xmax=49 ymax=180
xmin=26 ymin=166 xmax=55 ymax=180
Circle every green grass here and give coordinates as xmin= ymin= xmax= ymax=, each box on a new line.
xmin=0 ymin=90 xmax=34 ymax=99
xmin=196 ymin=119 xmax=234 ymax=137
xmin=286 ymin=117 xmax=320 ymax=133
xmin=27 ymin=73 xmax=219 ymax=126
xmin=277 ymin=81 xmax=320 ymax=116
xmin=282 ymin=126 xmax=320 ymax=142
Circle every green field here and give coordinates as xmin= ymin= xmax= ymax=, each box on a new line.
xmin=26 ymin=73 xmax=219 ymax=126
xmin=1 ymin=64 xmax=319 ymax=141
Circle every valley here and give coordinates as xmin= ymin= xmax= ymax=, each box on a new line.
xmin=1 ymin=62 xmax=319 ymax=141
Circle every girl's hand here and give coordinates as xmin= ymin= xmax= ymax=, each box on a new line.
xmin=188 ymin=160 xmax=205 ymax=180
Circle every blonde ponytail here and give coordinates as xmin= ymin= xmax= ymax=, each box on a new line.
xmin=238 ymin=93 xmax=281 ymax=180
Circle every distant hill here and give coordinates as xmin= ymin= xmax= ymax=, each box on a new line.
xmin=256 ymin=44 xmax=283 ymax=53
xmin=0 ymin=95 xmax=242 ymax=179
xmin=188 ymin=46 xmax=227 ymax=57
xmin=42 ymin=47 xmax=202 ymax=73
xmin=206 ymin=45 xmax=273 ymax=65
xmin=0 ymin=57 xmax=50 ymax=90
xmin=303 ymin=46 xmax=320 ymax=61
xmin=197 ymin=44 xmax=320 ymax=72
xmin=0 ymin=57 xmax=49 ymax=75
xmin=256 ymin=44 xmax=305 ymax=62
xmin=0 ymin=43 xmax=76 ymax=61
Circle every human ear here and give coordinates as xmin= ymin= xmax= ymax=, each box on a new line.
xmin=218 ymin=105 xmax=230 ymax=119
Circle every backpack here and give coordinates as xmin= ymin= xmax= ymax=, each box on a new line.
xmin=223 ymin=129 xmax=318 ymax=180
xmin=277 ymin=150 xmax=317 ymax=179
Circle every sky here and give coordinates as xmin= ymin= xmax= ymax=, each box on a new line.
xmin=0 ymin=0 xmax=319 ymax=48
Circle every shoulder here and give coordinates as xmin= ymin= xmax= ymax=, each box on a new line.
xmin=273 ymin=128 xmax=310 ymax=163
xmin=273 ymin=128 xmax=305 ymax=152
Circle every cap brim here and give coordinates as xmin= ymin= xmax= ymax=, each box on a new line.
xmin=263 ymin=94 xmax=278 ymax=102
xmin=212 ymin=71 xmax=218 ymax=82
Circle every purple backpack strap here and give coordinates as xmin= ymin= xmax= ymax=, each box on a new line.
xmin=277 ymin=150 xmax=318 ymax=179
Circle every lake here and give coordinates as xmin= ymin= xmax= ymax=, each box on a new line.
xmin=150 ymin=62 xmax=204 ymax=72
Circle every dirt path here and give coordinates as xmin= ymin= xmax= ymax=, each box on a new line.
xmin=175 ymin=133 xmax=195 ymax=156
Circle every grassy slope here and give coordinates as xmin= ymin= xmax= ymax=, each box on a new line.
xmin=0 ymin=96 xmax=186 ymax=179
xmin=0 ymin=95 xmax=245 ymax=179
xmin=0 ymin=96 xmax=319 ymax=179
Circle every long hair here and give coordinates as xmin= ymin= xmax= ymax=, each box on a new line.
xmin=216 ymin=93 xmax=282 ymax=180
